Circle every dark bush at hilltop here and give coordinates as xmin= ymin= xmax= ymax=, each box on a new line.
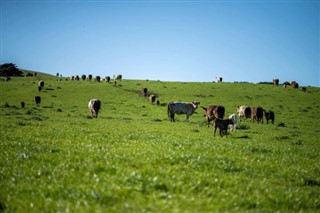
xmin=0 ymin=63 xmax=24 ymax=77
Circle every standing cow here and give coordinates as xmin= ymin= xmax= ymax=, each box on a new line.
xmin=264 ymin=110 xmax=275 ymax=124
xmin=167 ymin=101 xmax=200 ymax=122
xmin=113 ymin=74 xmax=122 ymax=81
xmin=216 ymin=77 xmax=223 ymax=82
xmin=149 ymin=94 xmax=156 ymax=104
xmin=252 ymin=107 xmax=264 ymax=123
xmin=141 ymin=88 xmax=148 ymax=97
xmin=88 ymin=99 xmax=101 ymax=118
xmin=201 ymin=105 xmax=225 ymax=127
xmin=237 ymin=106 xmax=251 ymax=121
xmin=228 ymin=114 xmax=237 ymax=132
xmin=34 ymin=96 xmax=41 ymax=106
xmin=214 ymin=118 xmax=234 ymax=137
xmin=38 ymin=80 xmax=44 ymax=89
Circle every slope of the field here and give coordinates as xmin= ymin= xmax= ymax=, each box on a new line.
xmin=0 ymin=75 xmax=319 ymax=212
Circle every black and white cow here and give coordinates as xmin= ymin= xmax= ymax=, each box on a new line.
xmin=88 ymin=99 xmax=101 ymax=118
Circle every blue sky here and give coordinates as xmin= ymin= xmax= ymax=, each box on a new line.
xmin=1 ymin=1 xmax=319 ymax=86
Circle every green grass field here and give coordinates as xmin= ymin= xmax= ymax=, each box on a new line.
xmin=1 ymin=73 xmax=319 ymax=212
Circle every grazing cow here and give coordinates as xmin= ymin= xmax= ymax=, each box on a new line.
xmin=149 ymin=94 xmax=156 ymax=104
xmin=38 ymin=80 xmax=44 ymax=88
xmin=157 ymin=100 xmax=160 ymax=106
xmin=301 ymin=87 xmax=307 ymax=92
xmin=214 ymin=118 xmax=234 ymax=137
xmin=81 ymin=74 xmax=86 ymax=80
xmin=21 ymin=102 xmax=25 ymax=109
xmin=228 ymin=114 xmax=237 ymax=132
xmin=34 ymin=96 xmax=41 ymax=106
xmin=88 ymin=99 xmax=101 ymax=118
xmin=291 ymin=81 xmax=299 ymax=89
xmin=167 ymin=101 xmax=200 ymax=122
xmin=273 ymin=79 xmax=279 ymax=86
xmin=201 ymin=105 xmax=225 ymax=127
xmin=113 ymin=74 xmax=122 ymax=81
xmin=88 ymin=74 xmax=93 ymax=81
xmin=264 ymin=110 xmax=275 ymax=124
xmin=216 ymin=77 xmax=223 ymax=82
xmin=106 ymin=76 xmax=111 ymax=82
xmin=4 ymin=77 xmax=11 ymax=81
xmin=237 ymin=106 xmax=251 ymax=121
xmin=141 ymin=88 xmax=148 ymax=97
xmin=95 ymin=76 xmax=101 ymax=82
xmin=252 ymin=107 xmax=264 ymax=123
xmin=75 ymin=75 xmax=80 ymax=81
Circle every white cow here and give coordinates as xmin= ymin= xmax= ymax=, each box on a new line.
xmin=216 ymin=77 xmax=223 ymax=82
xmin=167 ymin=101 xmax=200 ymax=122
xmin=88 ymin=99 xmax=101 ymax=118
xmin=228 ymin=114 xmax=237 ymax=132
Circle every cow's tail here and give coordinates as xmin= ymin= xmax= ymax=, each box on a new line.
xmin=167 ymin=102 xmax=171 ymax=117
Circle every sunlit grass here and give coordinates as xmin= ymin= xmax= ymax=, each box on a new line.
xmin=1 ymin=74 xmax=320 ymax=212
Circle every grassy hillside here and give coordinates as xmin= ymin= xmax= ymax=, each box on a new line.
xmin=1 ymin=75 xmax=319 ymax=212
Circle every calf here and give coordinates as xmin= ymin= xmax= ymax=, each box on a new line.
xmin=214 ymin=118 xmax=234 ymax=137
xmin=252 ymin=107 xmax=263 ymax=123
xmin=228 ymin=114 xmax=237 ymax=132
xmin=88 ymin=99 xmax=101 ymax=118
xmin=202 ymin=105 xmax=225 ymax=127
xmin=264 ymin=110 xmax=274 ymax=124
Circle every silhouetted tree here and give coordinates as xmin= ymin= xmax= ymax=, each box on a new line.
xmin=0 ymin=63 xmax=23 ymax=76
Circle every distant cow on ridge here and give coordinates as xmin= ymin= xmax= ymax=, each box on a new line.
xmin=216 ymin=77 xmax=223 ymax=82
xmin=113 ymin=74 xmax=122 ymax=81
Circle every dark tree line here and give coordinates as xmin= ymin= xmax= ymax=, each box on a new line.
xmin=0 ymin=63 xmax=24 ymax=76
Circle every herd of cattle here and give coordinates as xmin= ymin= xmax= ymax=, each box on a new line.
xmin=15 ymin=78 xmax=278 ymax=138
xmin=166 ymin=102 xmax=274 ymax=137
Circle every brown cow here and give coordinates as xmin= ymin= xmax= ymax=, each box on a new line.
xmin=252 ymin=107 xmax=263 ymax=123
xmin=202 ymin=105 xmax=225 ymax=127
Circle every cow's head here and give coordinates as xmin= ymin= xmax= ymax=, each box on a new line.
xmin=192 ymin=102 xmax=200 ymax=109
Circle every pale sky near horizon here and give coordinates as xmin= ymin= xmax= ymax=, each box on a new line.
xmin=1 ymin=1 xmax=319 ymax=86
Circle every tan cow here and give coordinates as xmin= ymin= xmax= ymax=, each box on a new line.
xmin=167 ymin=101 xmax=200 ymax=122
